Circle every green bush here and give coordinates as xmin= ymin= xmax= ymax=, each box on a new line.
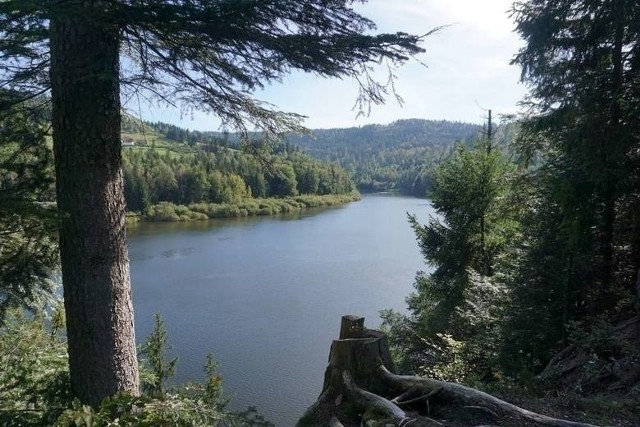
xmin=0 ymin=308 xmax=71 ymax=426
xmin=0 ymin=308 xmax=272 ymax=426
xmin=145 ymin=202 xmax=180 ymax=221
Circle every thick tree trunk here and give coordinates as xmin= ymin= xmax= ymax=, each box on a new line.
xmin=49 ymin=1 xmax=139 ymax=406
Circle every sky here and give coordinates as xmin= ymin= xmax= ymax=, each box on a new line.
xmin=134 ymin=0 xmax=528 ymax=131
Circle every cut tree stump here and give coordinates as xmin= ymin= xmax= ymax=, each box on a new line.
xmin=298 ymin=315 xmax=601 ymax=427
xmin=321 ymin=315 xmax=396 ymax=397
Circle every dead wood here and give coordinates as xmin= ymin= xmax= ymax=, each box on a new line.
xmin=341 ymin=370 xmax=412 ymax=426
xmin=298 ymin=315 xmax=605 ymax=427
xmin=378 ymin=365 xmax=599 ymax=427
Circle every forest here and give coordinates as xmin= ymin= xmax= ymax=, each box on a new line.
xmin=1 ymin=0 xmax=640 ymax=426
xmin=142 ymin=117 xmax=518 ymax=199
xmin=135 ymin=117 xmax=484 ymax=197
xmin=120 ymin=120 xmax=357 ymax=221
xmin=284 ymin=119 xmax=481 ymax=194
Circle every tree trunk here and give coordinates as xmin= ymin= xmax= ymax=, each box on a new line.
xmin=597 ymin=0 xmax=625 ymax=303
xmin=49 ymin=1 xmax=139 ymax=406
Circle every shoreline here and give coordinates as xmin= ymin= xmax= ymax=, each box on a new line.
xmin=126 ymin=192 xmax=361 ymax=223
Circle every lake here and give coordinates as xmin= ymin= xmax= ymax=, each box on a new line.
xmin=128 ymin=193 xmax=434 ymax=426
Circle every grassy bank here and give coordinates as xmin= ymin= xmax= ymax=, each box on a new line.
xmin=127 ymin=192 xmax=361 ymax=223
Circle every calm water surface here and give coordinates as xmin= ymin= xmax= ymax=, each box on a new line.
xmin=128 ymin=194 xmax=434 ymax=426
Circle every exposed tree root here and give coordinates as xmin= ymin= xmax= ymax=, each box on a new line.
xmin=377 ymin=365 xmax=599 ymax=427
xmin=298 ymin=315 xmax=603 ymax=427
xmin=342 ymin=370 xmax=414 ymax=426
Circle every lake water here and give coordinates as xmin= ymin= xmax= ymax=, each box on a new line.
xmin=127 ymin=193 xmax=434 ymax=426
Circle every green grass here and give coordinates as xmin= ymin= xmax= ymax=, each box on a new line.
xmin=121 ymin=129 xmax=195 ymax=157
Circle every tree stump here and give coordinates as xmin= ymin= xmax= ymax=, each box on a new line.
xmin=299 ymin=315 xmax=601 ymax=427
xmin=298 ymin=315 xmax=401 ymax=426
xmin=339 ymin=315 xmax=365 ymax=339
xmin=321 ymin=315 xmax=395 ymax=396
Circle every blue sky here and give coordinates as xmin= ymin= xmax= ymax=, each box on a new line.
xmin=132 ymin=0 xmax=527 ymax=131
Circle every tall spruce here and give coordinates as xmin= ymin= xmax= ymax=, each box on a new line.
xmin=511 ymin=0 xmax=640 ymax=326
xmin=384 ymin=127 xmax=516 ymax=381
xmin=0 ymin=0 xmax=426 ymax=405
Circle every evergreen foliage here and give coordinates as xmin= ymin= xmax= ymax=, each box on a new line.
xmin=385 ymin=0 xmax=640 ymax=391
xmin=502 ymin=0 xmax=640 ymax=372
xmin=0 ymin=308 xmax=70 ymax=426
xmin=0 ymin=308 xmax=272 ymax=426
xmin=286 ymin=119 xmax=482 ymax=194
xmin=122 ymin=118 xmax=517 ymax=198
xmin=1 ymin=0 xmax=426 ymax=134
xmin=139 ymin=314 xmax=178 ymax=399
xmin=126 ymin=118 xmax=487 ymax=197
xmin=1 ymin=0 xmax=427 ymax=404
xmin=0 ymin=95 xmax=58 ymax=320
xmin=383 ymin=137 xmax=517 ymax=383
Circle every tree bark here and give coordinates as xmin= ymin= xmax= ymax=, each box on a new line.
xmin=321 ymin=315 xmax=395 ymax=397
xmin=49 ymin=1 xmax=139 ymax=406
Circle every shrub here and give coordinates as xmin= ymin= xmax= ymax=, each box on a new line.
xmin=145 ymin=202 xmax=179 ymax=221
xmin=0 ymin=308 xmax=272 ymax=426
xmin=0 ymin=308 xmax=71 ymax=426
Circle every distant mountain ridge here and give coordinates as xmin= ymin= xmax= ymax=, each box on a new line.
xmin=287 ymin=118 xmax=480 ymax=153
xmin=284 ymin=119 xmax=482 ymax=194
xmin=132 ymin=117 xmax=485 ymax=195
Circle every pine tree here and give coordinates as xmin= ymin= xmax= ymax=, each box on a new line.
xmin=386 ymin=133 xmax=516 ymax=381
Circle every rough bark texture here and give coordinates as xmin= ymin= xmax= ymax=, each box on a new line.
xmin=321 ymin=315 xmax=395 ymax=397
xmin=49 ymin=1 xmax=139 ymax=406
xmin=299 ymin=315 xmax=601 ymax=427
xmin=378 ymin=366 xmax=597 ymax=427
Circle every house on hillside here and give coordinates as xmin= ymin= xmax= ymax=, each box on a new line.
xmin=121 ymin=137 xmax=135 ymax=148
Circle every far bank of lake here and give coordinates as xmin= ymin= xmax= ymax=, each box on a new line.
xmin=127 ymin=192 xmax=361 ymax=223
xmin=127 ymin=193 xmax=434 ymax=426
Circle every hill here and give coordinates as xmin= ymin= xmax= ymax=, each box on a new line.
xmin=132 ymin=118 xmax=484 ymax=195
xmin=284 ymin=119 xmax=482 ymax=194
xmin=129 ymin=118 xmax=518 ymax=196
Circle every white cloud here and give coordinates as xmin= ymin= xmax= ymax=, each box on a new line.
xmin=140 ymin=1 xmax=527 ymax=131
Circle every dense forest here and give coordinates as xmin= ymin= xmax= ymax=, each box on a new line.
xmin=286 ymin=119 xmax=481 ymax=194
xmin=371 ymin=0 xmax=640 ymax=424
xmin=141 ymin=117 xmax=499 ymax=197
xmin=119 ymin=117 xmax=358 ymax=221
